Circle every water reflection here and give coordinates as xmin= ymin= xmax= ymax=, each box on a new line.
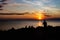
xmin=37 ymin=21 xmax=43 ymax=27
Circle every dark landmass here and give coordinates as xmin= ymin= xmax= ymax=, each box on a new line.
xmin=0 ymin=26 xmax=59 ymax=40
xmin=46 ymin=18 xmax=60 ymax=21
xmin=0 ymin=18 xmax=60 ymax=21
xmin=0 ymin=20 xmax=60 ymax=40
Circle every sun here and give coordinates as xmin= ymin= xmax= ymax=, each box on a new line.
xmin=38 ymin=14 xmax=45 ymax=20
xmin=35 ymin=12 xmax=45 ymax=20
xmin=38 ymin=15 xmax=42 ymax=19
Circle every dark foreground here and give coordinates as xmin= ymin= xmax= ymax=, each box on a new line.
xmin=0 ymin=26 xmax=60 ymax=40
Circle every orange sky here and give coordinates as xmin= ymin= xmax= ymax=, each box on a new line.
xmin=0 ymin=12 xmax=53 ymax=20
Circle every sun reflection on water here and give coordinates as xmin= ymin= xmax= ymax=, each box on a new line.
xmin=37 ymin=21 xmax=43 ymax=27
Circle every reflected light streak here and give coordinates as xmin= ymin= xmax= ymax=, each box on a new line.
xmin=37 ymin=21 xmax=43 ymax=27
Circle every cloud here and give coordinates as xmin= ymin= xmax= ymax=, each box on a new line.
xmin=42 ymin=6 xmax=60 ymax=15
xmin=42 ymin=0 xmax=52 ymax=3
xmin=0 ymin=0 xmax=60 ymax=16
xmin=22 ymin=0 xmax=55 ymax=9
xmin=6 ymin=2 xmax=31 ymax=7
xmin=32 ymin=1 xmax=44 ymax=6
xmin=23 ymin=0 xmax=44 ymax=6
xmin=22 ymin=0 xmax=58 ymax=15
xmin=22 ymin=0 xmax=52 ymax=6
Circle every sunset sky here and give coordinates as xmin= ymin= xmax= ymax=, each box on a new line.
xmin=0 ymin=0 xmax=60 ymax=20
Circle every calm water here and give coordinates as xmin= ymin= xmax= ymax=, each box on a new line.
xmin=0 ymin=20 xmax=60 ymax=30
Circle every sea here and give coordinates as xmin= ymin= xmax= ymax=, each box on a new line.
xmin=0 ymin=20 xmax=60 ymax=30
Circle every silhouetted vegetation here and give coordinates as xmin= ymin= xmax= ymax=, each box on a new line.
xmin=0 ymin=20 xmax=60 ymax=40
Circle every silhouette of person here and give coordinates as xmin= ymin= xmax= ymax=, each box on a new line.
xmin=43 ymin=20 xmax=47 ymax=28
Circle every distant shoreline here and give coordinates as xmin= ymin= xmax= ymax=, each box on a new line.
xmin=0 ymin=19 xmax=60 ymax=21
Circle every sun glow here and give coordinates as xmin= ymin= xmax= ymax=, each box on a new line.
xmin=38 ymin=14 xmax=45 ymax=20
xmin=35 ymin=12 xmax=45 ymax=20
